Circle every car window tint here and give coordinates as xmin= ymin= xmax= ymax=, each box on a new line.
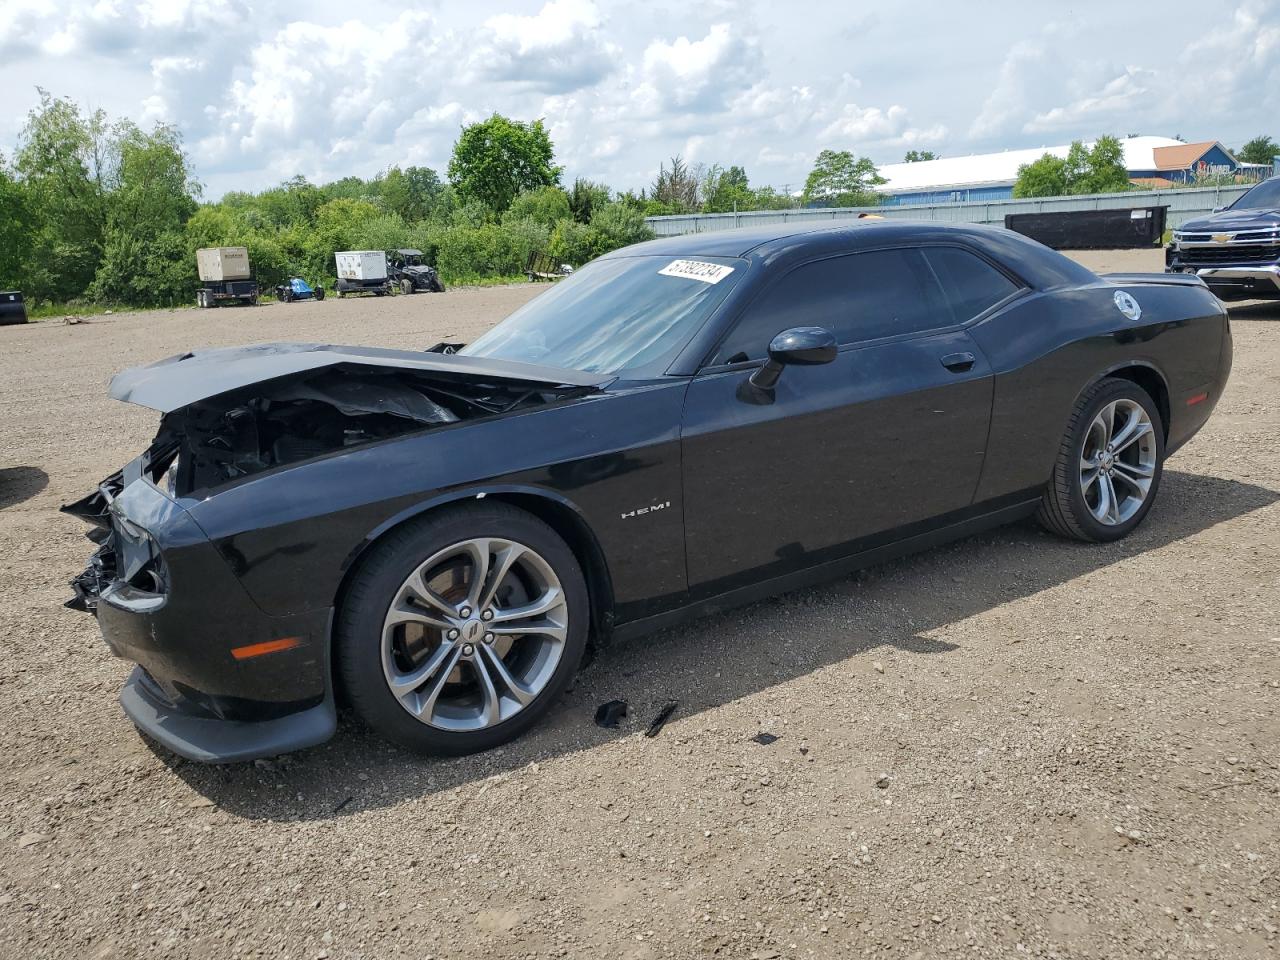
xmin=715 ymin=248 xmax=948 ymax=363
xmin=924 ymin=247 xmax=1020 ymax=322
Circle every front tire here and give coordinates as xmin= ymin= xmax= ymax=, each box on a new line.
xmin=1037 ymin=377 xmax=1164 ymax=542
xmin=315 ymin=287 xmax=325 ymax=301
xmin=336 ymin=503 xmax=589 ymax=755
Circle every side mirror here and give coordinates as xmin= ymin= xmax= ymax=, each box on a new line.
xmin=749 ymin=326 xmax=838 ymax=390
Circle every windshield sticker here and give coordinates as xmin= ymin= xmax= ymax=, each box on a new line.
xmin=658 ymin=260 xmax=735 ymax=284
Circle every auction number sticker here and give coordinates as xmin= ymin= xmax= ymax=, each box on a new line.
xmin=658 ymin=259 xmax=735 ymax=284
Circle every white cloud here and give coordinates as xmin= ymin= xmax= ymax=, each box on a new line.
xmin=2 ymin=0 xmax=1276 ymax=197
xmin=820 ymin=103 xmax=946 ymax=147
xmin=635 ymin=23 xmax=762 ymax=114
xmin=973 ymin=2 xmax=1279 ymax=145
xmin=477 ymin=0 xmax=617 ymax=92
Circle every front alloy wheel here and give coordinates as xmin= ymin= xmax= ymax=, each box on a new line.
xmin=381 ymin=537 xmax=568 ymax=731
xmin=336 ymin=504 xmax=588 ymax=754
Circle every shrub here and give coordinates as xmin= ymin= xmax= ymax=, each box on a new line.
xmin=504 ymin=187 xmax=571 ymax=228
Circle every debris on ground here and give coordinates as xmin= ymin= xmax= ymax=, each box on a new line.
xmin=594 ymin=699 xmax=628 ymax=728
xmin=751 ymin=732 xmax=780 ymax=746
xmin=644 ymin=700 xmax=678 ymax=738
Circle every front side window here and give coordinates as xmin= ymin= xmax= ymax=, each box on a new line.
xmin=923 ymin=247 xmax=1021 ymax=322
xmin=713 ymin=248 xmax=949 ymax=364
xmin=462 ymin=255 xmax=744 ymax=375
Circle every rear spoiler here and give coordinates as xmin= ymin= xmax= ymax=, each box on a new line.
xmin=1103 ymin=272 xmax=1206 ymax=288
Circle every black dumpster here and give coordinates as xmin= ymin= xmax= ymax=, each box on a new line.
xmin=1004 ymin=206 xmax=1168 ymax=250
xmin=0 ymin=291 xmax=27 ymax=326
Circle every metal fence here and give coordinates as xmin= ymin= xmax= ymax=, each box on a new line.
xmin=645 ymin=184 xmax=1254 ymax=236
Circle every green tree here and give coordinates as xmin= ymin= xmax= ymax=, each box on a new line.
xmin=1237 ymin=135 xmax=1279 ymax=166
xmin=748 ymin=185 xmax=796 ymax=210
xmin=701 ymin=164 xmax=753 ymax=212
xmin=381 ymin=165 xmax=447 ymax=222
xmin=14 ymin=90 xmax=116 ymax=301
xmin=92 ymin=122 xmax=201 ymax=305
xmin=903 ymin=150 xmax=937 ymax=162
xmin=1012 ymin=154 xmax=1067 ymax=198
xmin=801 ymin=149 xmax=885 ymax=207
xmin=568 ymin=178 xmax=611 ymax=224
xmin=0 ymin=157 xmax=33 ymax=288
xmin=1075 ymin=135 xmax=1129 ymax=194
xmin=448 ymin=114 xmax=561 ymax=215
xmin=589 ymin=203 xmax=654 ymax=249
xmin=503 ymin=185 xmax=572 ymax=228
xmin=1013 ymin=137 xmax=1131 ymax=198
xmin=649 ymin=155 xmax=700 ymax=213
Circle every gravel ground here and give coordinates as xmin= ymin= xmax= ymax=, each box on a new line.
xmin=1 ymin=250 xmax=1278 ymax=960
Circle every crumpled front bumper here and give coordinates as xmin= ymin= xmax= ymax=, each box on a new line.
xmin=63 ymin=459 xmax=336 ymax=762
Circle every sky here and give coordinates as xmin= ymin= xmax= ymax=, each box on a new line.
xmin=1 ymin=0 xmax=1277 ymax=199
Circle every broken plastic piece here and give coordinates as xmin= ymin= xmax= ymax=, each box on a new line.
xmin=644 ymin=700 xmax=678 ymax=738
xmin=594 ymin=699 xmax=628 ymax=728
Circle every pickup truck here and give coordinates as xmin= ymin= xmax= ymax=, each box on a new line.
xmin=1166 ymin=176 xmax=1280 ymax=301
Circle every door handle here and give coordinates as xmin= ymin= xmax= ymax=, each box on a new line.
xmin=940 ymin=352 xmax=976 ymax=373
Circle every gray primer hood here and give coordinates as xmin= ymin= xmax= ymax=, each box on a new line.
xmin=110 ymin=342 xmax=609 ymax=413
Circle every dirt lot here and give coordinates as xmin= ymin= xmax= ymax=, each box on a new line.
xmin=1 ymin=250 xmax=1278 ymax=959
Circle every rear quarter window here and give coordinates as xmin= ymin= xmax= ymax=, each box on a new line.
xmin=924 ymin=247 xmax=1021 ymax=322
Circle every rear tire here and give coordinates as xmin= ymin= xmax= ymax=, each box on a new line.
xmin=336 ymin=503 xmax=589 ymax=755
xmin=1037 ymin=377 xmax=1164 ymax=542
xmin=315 ymin=287 xmax=325 ymax=301
xmin=401 ymin=278 xmax=414 ymax=296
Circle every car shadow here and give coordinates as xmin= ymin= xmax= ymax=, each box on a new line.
xmin=0 ymin=465 xmax=49 ymax=510
xmin=163 ymin=468 xmax=1279 ymax=820
xmin=1228 ymin=301 xmax=1280 ymax=321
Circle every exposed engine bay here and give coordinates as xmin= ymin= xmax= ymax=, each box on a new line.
xmin=145 ymin=365 xmax=587 ymax=496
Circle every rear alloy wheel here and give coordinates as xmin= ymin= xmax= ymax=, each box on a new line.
xmin=1037 ymin=377 xmax=1164 ymax=542
xmin=336 ymin=504 xmax=588 ymax=754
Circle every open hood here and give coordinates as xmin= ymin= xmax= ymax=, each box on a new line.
xmin=110 ymin=342 xmax=609 ymax=413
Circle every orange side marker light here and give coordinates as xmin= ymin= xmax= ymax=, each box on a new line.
xmin=1186 ymin=392 xmax=1208 ymax=406
xmin=230 ymin=637 xmax=302 ymax=660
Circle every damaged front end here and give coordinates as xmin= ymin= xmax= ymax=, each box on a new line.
xmin=102 ymin=342 xmax=606 ymax=498
xmin=59 ymin=343 xmax=606 ymax=761
xmin=64 ymin=342 xmax=606 ymax=608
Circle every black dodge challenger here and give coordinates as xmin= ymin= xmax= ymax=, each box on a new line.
xmin=65 ymin=221 xmax=1232 ymax=762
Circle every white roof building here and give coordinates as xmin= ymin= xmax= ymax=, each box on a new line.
xmin=874 ymin=136 xmax=1187 ymax=198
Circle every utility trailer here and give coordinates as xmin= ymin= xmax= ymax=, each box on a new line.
xmin=0 ymin=291 xmax=27 ymax=325
xmin=335 ymin=251 xmax=390 ymax=297
xmin=196 ymin=247 xmax=259 ymax=308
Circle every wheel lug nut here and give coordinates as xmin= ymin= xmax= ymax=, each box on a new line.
xmin=484 ymin=633 xmax=494 ymax=644
xmin=481 ymin=609 xmax=494 ymax=621
xmin=459 ymin=607 xmax=472 ymax=618
xmin=462 ymin=643 xmax=474 ymax=656
xmin=447 ymin=628 xmax=459 ymax=640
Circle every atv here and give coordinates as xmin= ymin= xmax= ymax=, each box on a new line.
xmin=275 ymin=277 xmax=326 ymax=303
xmin=388 ymin=249 xmax=445 ymax=294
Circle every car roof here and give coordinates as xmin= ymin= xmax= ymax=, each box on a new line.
xmin=602 ymin=218 xmax=1097 ymax=289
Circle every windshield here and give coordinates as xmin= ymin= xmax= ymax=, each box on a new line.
xmin=461 ymin=255 xmax=744 ymax=374
xmin=1231 ymin=178 xmax=1280 ymax=210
